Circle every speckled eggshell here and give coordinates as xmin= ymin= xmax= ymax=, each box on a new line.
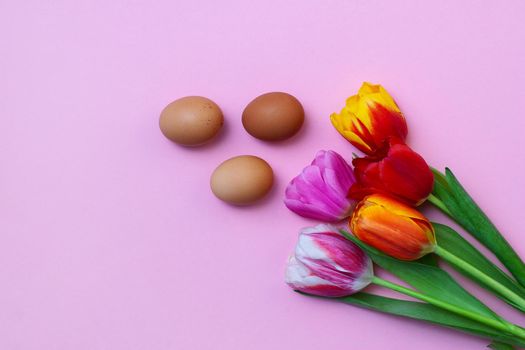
xmin=159 ymin=96 xmax=223 ymax=146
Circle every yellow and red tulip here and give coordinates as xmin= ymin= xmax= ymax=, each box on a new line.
xmin=330 ymin=82 xmax=408 ymax=155
xmin=349 ymin=138 xmax=434 ymax=206
xmin=350 ymin=193 xmax=436 ymax=261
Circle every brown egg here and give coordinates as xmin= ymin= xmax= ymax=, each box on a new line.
xmin=210 ymin=155 xmax=273 ymax=205
xmin=242 ymin=92 xmax=304 ymax=141
xmin=159 ymin=96 xmax=223 ymax=146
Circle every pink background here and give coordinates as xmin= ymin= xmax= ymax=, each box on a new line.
xmin=2 ymin=1 xmax=525 ymax=349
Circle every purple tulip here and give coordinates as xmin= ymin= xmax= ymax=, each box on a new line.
xmin=285 ymin=224 xmax=373 ymax=297
xmin=284 ymin=150 xmax=357 ymax=222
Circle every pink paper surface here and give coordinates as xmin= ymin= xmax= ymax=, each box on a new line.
xmin=2 ymin=1 xmax=525 ymax=349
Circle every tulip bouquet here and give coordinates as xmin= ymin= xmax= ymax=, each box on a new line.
xmin=284 ymin=83 xmax=525 ymax=349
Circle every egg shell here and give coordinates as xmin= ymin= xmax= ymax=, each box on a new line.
xmin=159 ymin=96 xmax=223 ymax=146
xmin=242 ymin=92 xmax=304 ymax=141
xmin=210 ymin=155 xmax=274 ymax=205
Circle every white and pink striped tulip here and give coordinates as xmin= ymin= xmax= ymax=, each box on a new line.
xmin=285 ymin=224 xmax=373 ymax=297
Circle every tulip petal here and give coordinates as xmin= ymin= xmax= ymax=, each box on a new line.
xmin=350 ymin=139 xmax=433 ymax=206
xmin=313 ymin=150 xmax=355 ymax=193
xmin=285 ymin=256 xmax=350 ymax=297
xmin=297 ymin=166 xmax=347 ymax=212
xmin=284 ymin=198 xmax=342 ymax=222
xmin=284 ymin=151 xmax=356 ymax=221
xmin=366 ymin=193 xmax=429 ymax=222
xmin=286 ymin=224 xmax=373 ymax=297
xmin=380 ymin=142 xmax=434 ymax=205
xmin=350 ymin=194 xmax=436 ymax=261
xmin=330 ymin=82 xmax=407 ymax=155
xmin=359 ymin=82 xmax=401 ymax=115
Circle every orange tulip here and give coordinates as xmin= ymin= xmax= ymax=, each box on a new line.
xmin=350 ymin=193 xmax=436 ymax=260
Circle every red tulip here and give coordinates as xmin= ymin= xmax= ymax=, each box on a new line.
xmin=349 ymin=138 xmax=434 ymax=206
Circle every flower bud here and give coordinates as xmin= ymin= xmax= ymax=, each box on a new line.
xmin=285 ymin=224 xmax=373 ymax=297
xmin=330 ymin=82 xmax=408 ymax=155
xmin=349 ymin=138 xmax=434 ymax=206
xmin=350 ymin=194 xmax=436 ymax=260
xmin=284 ymin=150 xmax=357 ymax=222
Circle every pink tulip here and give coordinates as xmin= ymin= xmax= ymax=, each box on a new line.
xmin=285 ymin=224 xmax=373 ymax=297
xmin=284 ymin=150 xmax=357 ymax=222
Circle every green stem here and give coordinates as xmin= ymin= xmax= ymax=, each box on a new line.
xmin=372 ymin=276 xmax=525 ymax=340
xmin=427 ymin=193 xmax=453 ymax=216
xmin=434 ymin=245 xmax=525 ymax=312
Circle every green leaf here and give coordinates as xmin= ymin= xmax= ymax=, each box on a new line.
xmin=338 ymin=293 xmax=524 ymax=348
xmin=434 ymin=223 xmax=525 ymax=312
xmin=488 ymin=340 xmax=515 ymax=349
xmin=341 ymin=230 xmax=501 ymax=321
xmin=416 ymin=252 xmax=439 ymax=267
xmin=431 ymin=168 xmax=525 ymax=287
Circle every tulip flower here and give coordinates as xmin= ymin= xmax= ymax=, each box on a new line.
xmin=286 ymin=226 xmax=525 ymax=341
xmin=350 ymin=193 xmax=525 ymax=311
xmin=330 ymin=82 xmax=408 ymax=155
xmin=349 ymin=137 xmax=434 ymax=206
xmin=350 ymin=193 xmax=436 ymax=260
xmin=285 ymin=224 xmax=373 ymax=297
xmin=284 ymin=150 xmax=357 ymax=222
